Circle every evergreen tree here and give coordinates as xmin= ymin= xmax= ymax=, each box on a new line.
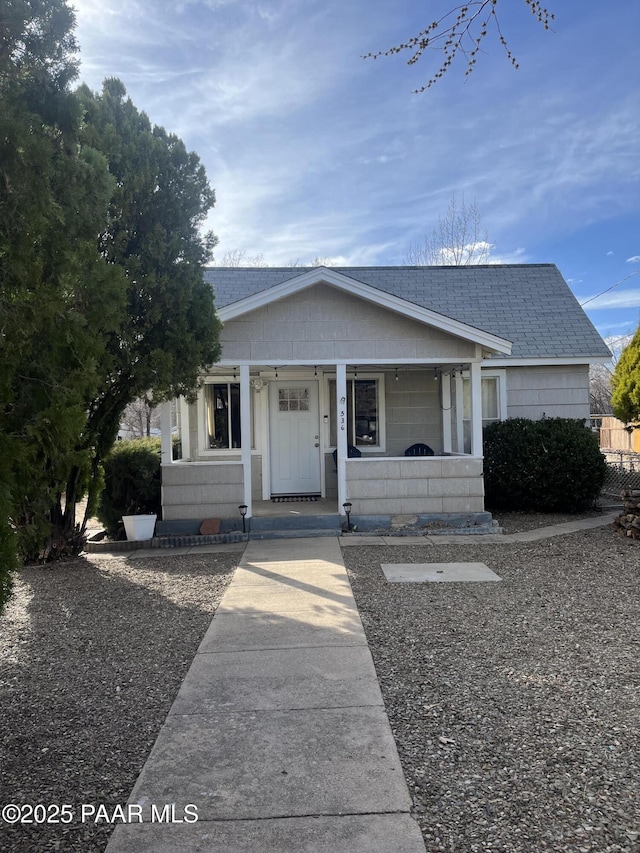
xmin=611 ymin=326 xmax=640 ymax=424
xmin=1 ymin=1 xmax=126 ymax=572
xmin=1 ymin=3 xmax=221 ymax=574
xmin=59 ymin=80 xmax=221 ymax=540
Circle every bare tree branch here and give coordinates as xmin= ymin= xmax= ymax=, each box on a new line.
xmin=120 ymin=394 xmax=160 ymax=438
xmin=213 ymin=248 xmax=266 ymax=267
xmin=406 ymin=193 xmax=491 ymax=265
xmin=364 ymin=1 xmax=555 ymax=91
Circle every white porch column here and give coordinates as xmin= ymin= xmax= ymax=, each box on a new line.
xmin=240 ymin=364 xmax=252 ymax=517
xmin=441 ymin=371 xmax=452 ymax=453
xmin=470 ymin=360 xmax=483 ymax=457
xmin=336 ymin=362 xmax=348 ymax=515
xmin=454 ymin=370 xmax=465 ymax=453
xmin=160 ymin=401 xmax=173 ymax=464
xmin=177 ymin=396 xmax=190 ymax=461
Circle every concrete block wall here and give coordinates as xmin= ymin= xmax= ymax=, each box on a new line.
xmin=385 ymin=369 xmax=443 ymax=456
xmin=219 ymin=284 xmax=477 ymax=363
xmin=506 ymin=365 xmax=590 ymax=420
xmin=162 ymin=462 xmax=244 ymax=520
xmin=346 ymin=456 xmax=484 ymax=515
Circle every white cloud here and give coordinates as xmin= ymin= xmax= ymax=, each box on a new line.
xmin=582 ymin=289 xmax=640 ymax=310
xmin=626 ymin=255 xmax=640 ymax=264
xmin=486 ymin=247 xmax=529 ymax=265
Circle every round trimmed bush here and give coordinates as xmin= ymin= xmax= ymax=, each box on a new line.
xmin=483 ymin=417 xmax=607 ymax=512
xmin=98 ymin=438 xmax=162 ymax=539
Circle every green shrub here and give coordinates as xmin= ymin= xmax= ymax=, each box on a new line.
xmin=483 ymin=417 xmax=607 ymax=512
xmin=98 ymin=438 xmax=162 ymax=539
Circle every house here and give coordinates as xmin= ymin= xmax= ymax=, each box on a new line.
xmin=157 ymin=265 xmax=610 ymax=532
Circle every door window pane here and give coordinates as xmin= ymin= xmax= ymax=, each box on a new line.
xmin=278 ymin=387 xmax=310 ymax=412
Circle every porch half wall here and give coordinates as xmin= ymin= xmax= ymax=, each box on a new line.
xmin=346 ymin=456 xmax=484 ymax=515
xmin=161 ymin=456 xmax=484 ymax=520
xmin=162 ymin=461 xmax=244 ymax=520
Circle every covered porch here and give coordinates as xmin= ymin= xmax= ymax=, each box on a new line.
xmin=159 ymin=358 xmax=495 ymax=528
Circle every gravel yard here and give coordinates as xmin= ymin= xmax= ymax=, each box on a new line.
xmin=343 ymin=524 xmax=640 ymax=853
xmin=1 ymin=515 xmax=638 ymax=853
xmin=0 ymin=551 xmax=238 ymax=853
xmin=493 ymin=509 xmax=610 ymax=535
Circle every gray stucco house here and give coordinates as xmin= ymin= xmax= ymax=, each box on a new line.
xmin=158 ymin=264 xmax=610 ymax=530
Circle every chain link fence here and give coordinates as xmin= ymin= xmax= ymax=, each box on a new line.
xmin=601 ymin=449 xmax=640 ymax=497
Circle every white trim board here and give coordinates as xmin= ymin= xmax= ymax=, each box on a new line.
xmin=485 ymin=356 xmax=610 ymax=366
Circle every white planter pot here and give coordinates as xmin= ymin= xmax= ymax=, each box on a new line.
xmin=122 ymin=514 xmax=157 ymax=541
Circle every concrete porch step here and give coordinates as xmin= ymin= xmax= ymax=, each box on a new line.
xmin=250 ymin=514 xmax=340 ymax=531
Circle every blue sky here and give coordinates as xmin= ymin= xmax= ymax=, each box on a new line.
xmin=71 ymin=0 xmax=639 ymax=344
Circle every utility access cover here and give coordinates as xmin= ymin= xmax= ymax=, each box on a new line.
xmin=381 ymin=563 xmax=501 ymax=583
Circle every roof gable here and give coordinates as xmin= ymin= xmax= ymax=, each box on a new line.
xmin=215 ymin=267 xmax=512 ymax=354
xmin=219 ymin=282 xmax=480 ymax=363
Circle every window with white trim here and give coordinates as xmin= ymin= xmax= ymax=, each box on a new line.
xmin=204 ymin=383 xmax=242 ymax=449
xmin=462 ymin=370 xmax=506 ymax=451
xmin=327 ymin=376 xmax=385 ymax=449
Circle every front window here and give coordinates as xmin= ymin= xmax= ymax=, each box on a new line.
xmin=462 ymin=372 xmax=506 ymax=452
xmin=463 ymin=376 xmax=501 ymax=427
xmin=205 ymin=383 xmax=241 ymax=448
xmin=329 ymin=378 xmax=380 ymax=447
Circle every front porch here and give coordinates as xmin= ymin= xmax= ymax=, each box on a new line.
xmin=159 ymin=361 xmax=490 ymax=534
xmin=158 ymin=272 xmax=512 ymax=530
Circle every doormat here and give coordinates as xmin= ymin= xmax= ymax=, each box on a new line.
xmin=271 ymin=495 xmax=319 ymax=503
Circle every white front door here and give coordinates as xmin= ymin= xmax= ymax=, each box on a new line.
xmin=269 ymin=380 xmax=321 ymax=495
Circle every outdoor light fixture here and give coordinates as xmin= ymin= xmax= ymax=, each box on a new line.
xmin=343 ymin=501 xmax=352 ymax=531
xmin=238 ymin=504 xmax=248 ymax=533
xmin=395 ymin=368 xmax=399 ymax=381
xmin=433 ymin=368 xmax=438 ymax=381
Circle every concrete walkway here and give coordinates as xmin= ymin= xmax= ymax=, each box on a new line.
xmin=106 ymin=537 xmax=427 ymax=853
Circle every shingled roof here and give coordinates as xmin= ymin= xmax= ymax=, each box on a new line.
xmin=203 ymin=264 xmax=610 ymax=361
